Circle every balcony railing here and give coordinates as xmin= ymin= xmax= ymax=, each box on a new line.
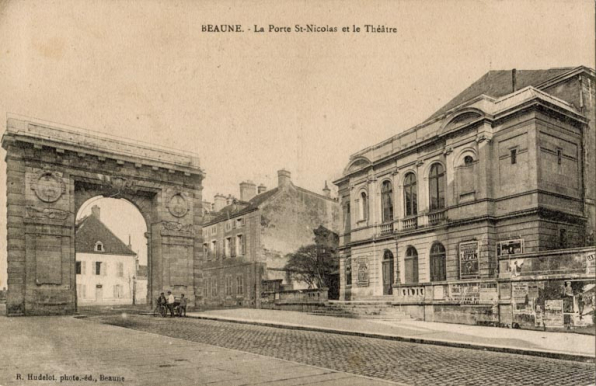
xmin=380 ymin=222 xmax=394 ymax=235
xmin=401 ymin=217 xmax=418 ymax=231
xmin=427 ymin=210 xmax=446 ymax=226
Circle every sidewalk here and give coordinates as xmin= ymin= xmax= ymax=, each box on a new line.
xmin=0 ymin=314 xmax=397 ymax=386
xmin=187 ymin=308 xmax=595 ymax=362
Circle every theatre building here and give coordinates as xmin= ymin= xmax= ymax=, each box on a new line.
xmin=334 ymin=66 xmax=595 ymax=330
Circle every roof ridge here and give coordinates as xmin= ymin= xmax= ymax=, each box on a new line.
xmin=76 ymin=215 xmax=136 ymax=256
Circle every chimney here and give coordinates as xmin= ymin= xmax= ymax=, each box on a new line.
xmin=323 ymin=181 xmax=331 ymax=198
xmin=258 ymin=184 xmax=267 ymax=194
xmin=278 ymin=169 xmax=292 ymax=188
xmin=213 ymin=194 xmax=226 ymax=212
xmin=202 ymin=200 xmax=213 ymax=212
xmin=226 ymin=194 xmax=234 ymax=206
xmin=128 ymin=235 xmax=132 ymax=249
xmin=240 ymin=180 xmax=257 ymax=201
xmin=91 ymin=205 xmax=101 ymax=220
xmin=512 ymin=68 xmax=517 ymax=92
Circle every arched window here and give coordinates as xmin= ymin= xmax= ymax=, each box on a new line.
xmin=381 ymin=180 xmax=394 ymax=222
xmin=430 ymin=242 xmax=447 ymax=282
xmin=458 ymin=153 xmax=476 ymax=196
xmin=383 ymin=249 xmax=394 ymax=261
xmin=94 ymin=241 xmax=104 ymax=252
xmin=404 ymin=173 xmax=417 ymax=217
xmin=429 ymin=163 xmax=445 ymax=211
xmin=404 ymin=246 xmax=419 ymax=283
xmin=359 ymin=191 xmax=368 ymax=221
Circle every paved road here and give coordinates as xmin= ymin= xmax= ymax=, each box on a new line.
xmin=1 ymin=315 xmax=390 ymax=386
xmin=91 ymin=315 xmax=596 ymax=386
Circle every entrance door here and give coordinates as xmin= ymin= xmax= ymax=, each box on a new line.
xmin=382 ymin=250 xmax=394 ymax=295
xmin=95 ymin=285 xmax=103 ymax=302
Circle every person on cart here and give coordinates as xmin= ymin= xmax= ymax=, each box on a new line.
xmin=167 ymin=291 xmax=176 ymax=317
xmin=157 ymin=292 xmax=166 ymax=306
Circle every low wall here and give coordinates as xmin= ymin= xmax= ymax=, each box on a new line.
xmin=348 ymin=248 xmax=595 ymax=330
xmin=260 ymin=288 xmax=328 ymax=311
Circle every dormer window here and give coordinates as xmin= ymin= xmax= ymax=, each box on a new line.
xmin=94 ymin=241 xmax=104 ymax=252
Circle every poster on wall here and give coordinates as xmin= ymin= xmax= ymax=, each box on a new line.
xmin=587 ymin=252 xmax=595 ymax=275
xmin=459 ymin=241 xmax=479 ymax=279
xmin=543 ymin=299 xmax=564 ymax=328
xmin=479 ymin=283 xmax=498 ymax=303
xmin=448 ymin=282 xmax=480 ymax=304
xmin=357 ymin=258 xmax=369 ymax=287
xmin=497 ymin=239 xmax=524 ymax=257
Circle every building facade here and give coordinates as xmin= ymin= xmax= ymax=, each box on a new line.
xmin=334 ymin=66 xmax=595 ymax=329
xmin=198 ymin=170 xmax=340 ymax=307
xmin=75 ymin=206 xmax=138 ymax=306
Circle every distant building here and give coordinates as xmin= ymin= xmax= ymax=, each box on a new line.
xmin=198 ymin=170 xmax=340 ymax=307
xmin=334 ymin=66 xmax=595 ymax=329
xmin=135 ymin=265 xmax=148 ymax=305
xmin=75 ymin=206 xmax=138 ymax=306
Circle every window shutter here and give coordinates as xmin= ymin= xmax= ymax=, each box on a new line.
xmin=231 ymin=237 xmax=236 ymax=257
xmin=82 ymin=261 xmax=86 ymax=275
xmin=103 ymin=262 xmax=108 ymax=276
xmin=242 ymin=237 xmax=246 ymax=255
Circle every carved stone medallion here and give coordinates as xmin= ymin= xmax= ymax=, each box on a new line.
xmin=32 ymin=172 xmax=65 ymax=203
xmin=167 ymin=193 xmax=189 ymax=218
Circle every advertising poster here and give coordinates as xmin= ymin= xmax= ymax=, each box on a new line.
xmin=459 ymin=241 xmax=479 ymax=279
xmin=543 ymin=299 xmax=564 ymax=328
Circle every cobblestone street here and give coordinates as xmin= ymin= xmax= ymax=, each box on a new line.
xmin=92 ymin=315 xmax=595 ymax=386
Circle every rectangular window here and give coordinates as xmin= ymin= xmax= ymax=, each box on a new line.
xmin=226 ymin=276 xmax=232 ymax=296
xmin=236 ymin=218 xmax=244 ymax=228
xmin=211 ymin=277 xmax=218 ymax=296
xmin=236 ymin=276 xmax=244 ymax=295
xmin=81 ymin=261 xmax=86 ymax=275
xmin=117 ymin=262 xmax=124 ymax=278
xmin=205 ymin=278 xmax=211 ymax=298
xmin=510 ymin=149 xmax=517 ymax=164
xmin=224 ymin=238 xmax=231 ymax=258
xmin=211 ymin=226 xmax=217 ymax=235
xmin=225 ymin=221 xmax=232 ymax=231
xmin=76 ymin=261 xmax=82 ymax=275
xmin=113 ymin=285 xmax=123 ymax=298
xmin=211 ymin=241 xmax=217 ymax=258
xmin=236 ymin=235 xmax=244 ymax=256
xmin=557 ymin=149 xmax=563 ymax=165
xmin=203 ymin=243 xmax=209 ymax=259
xmin=95 ymin=262 xmax=102 ymax=276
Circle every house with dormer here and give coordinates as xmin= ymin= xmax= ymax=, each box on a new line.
xmin=75 ymin=205 xmax=138 ymax=305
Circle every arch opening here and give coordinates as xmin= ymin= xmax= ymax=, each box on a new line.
xmin=75 ymin=197 xmax=149 ymax=309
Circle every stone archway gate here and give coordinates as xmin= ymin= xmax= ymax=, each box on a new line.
xmin=2 ymin=118 xmax=205 ymax=316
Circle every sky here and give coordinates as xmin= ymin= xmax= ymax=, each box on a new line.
xmin=0 ymin=0 xmax=594 ymax=288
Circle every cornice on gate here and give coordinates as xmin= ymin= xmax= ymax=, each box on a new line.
xmin=2 ymin=117 xmax=205 ymax=178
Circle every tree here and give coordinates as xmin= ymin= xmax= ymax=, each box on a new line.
xmin=284 ymin=244 xmax=338 ymax=289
